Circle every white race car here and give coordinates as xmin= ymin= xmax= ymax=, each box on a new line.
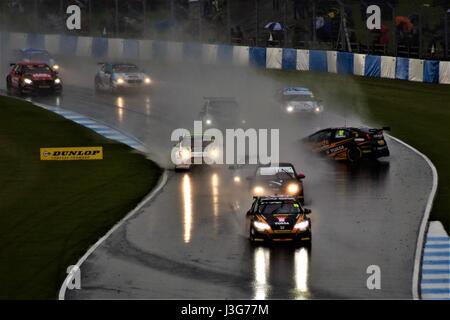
xmin=279 ymin=87 xmax=324 ymax=114
xmin=172 ymin=134 xmax=220 ymax=171
xmin=95 ymin=63 xmax=152 ymax=93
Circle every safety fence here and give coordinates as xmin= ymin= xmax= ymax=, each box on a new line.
xmin=1 ymin=32 xmax=450 ymax=85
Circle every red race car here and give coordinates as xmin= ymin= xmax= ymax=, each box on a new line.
xmin=6 ymin=61 xmax=62 ymax=95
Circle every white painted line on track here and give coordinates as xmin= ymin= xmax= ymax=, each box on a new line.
xmin=58 ymin=170 xmax=168 ymax=300
xmin=385 ymin=135 xmax=439 ymax=300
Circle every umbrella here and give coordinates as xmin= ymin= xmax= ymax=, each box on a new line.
xmin=264 ymin=22 xmax=283 ymax=31
xmin=395 ymin=16 xmax=413 ymax=33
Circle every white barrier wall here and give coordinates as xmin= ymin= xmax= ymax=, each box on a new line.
xmin=2 ymin=32 xmax=449 ymax=85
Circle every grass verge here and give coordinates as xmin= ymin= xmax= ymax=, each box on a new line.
xmin=0 ymin=96 xmax=162 ymax=299
xmin=266 ymin=69 xmax=449 ymax=232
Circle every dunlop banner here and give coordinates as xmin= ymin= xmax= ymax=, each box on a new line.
xmin=40 ymin=147 xmax=103 ymax=161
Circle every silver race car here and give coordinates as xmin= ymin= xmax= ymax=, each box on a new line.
xmin=95 ymin=62 xmax=152 ymax=93
xmin=279 ymin=87 xmax=324 ymax=114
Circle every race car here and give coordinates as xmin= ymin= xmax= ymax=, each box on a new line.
xmin=13 ymin=48 xmax=60 ymax=71
xmin=199 ymin=97 xmax=245 ymax=129
xmin=6 ymin=61 xmax=63 ymax=95
xmin=172 ymin=134 xmax=220 ymax=170
xmin=246 ymin=196 xmax=312 ymax=244
xmin=94 ymin=62 xmax=152 ymax=93
xmin=304 ymin=127 xmax=391 ymax=163
xmin=278 ymin=87 xmax=324 ymax=114
xmin=246 ymin=163 xmax=306 ymax=204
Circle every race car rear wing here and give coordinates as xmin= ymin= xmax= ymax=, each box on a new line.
xmin=368 ymin=127 xmax=391 ymax=133
xmin=203 ymin=97 xmax=237 ymax=102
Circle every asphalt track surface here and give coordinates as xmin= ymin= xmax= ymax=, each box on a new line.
xmin=1 ymin=62 xmax=433 ymax=299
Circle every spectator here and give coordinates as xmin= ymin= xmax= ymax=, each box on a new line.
xmin=236 ymin=26 xmax=244 ymax=43
xmin=273 ymin=0 xmax=280 ymax=11
xmin=293 ymin=0 xmax=308 ymax=20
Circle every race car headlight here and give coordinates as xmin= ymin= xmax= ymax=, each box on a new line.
xmin=233 ymin=176 xmax=241 ymax=183
xmin=314 ymin=106 xmax=321 ymax=113
xmin=207 ymin=148 xmax=219 ymax=159
xmin=294 ymin=220 xmax=309 ymax=231
xmin=116 ymin=77 xmax=125 ymax=85
xmin=144 ymin=77 xmax=152 ymax=84
xmin=205 ymin=119 xmax=212 ymax=125
xmin=287 ymin=183 xmax=300 ymax=195
xmin=54 ymin=78 xmax=61 ymax=84
xmin=178 ymin=148 xmax=191 ymax=161
xmin=286 ymin=106 xmax=294 ymax=113
xmin=52 ymin=64 xmax=60 ymax=71
xmin=253 ymin=220 xmax=271 ymax=232
xmin=23 ymin=78 xmax=33 ymax=85
xmin=253 ymin=186 xmax=264 ymax=195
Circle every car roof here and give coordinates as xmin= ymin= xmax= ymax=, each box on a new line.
xmin=282 ymin=87 xmax=313 ymax=96
xmin=112 ymin=63 xmax=138 ymax=67
xmin=21 ymin=48 xmax=49 ymax=54
xmin=15 ymin=61 xmax=50 ymax=66
xmin=257 ymin=162 xmax=294 ymax=168
xmin=257 ymin=195 xmax=298 ymax=202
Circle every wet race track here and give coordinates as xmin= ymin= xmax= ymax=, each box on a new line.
xmin=1 ymin=61 xmax=433 ymax=299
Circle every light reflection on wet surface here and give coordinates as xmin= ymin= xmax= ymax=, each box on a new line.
xmin=145 ymin=97 xmax=151 ymax=115
xmin=182 ymin=174 xmax=193 ymax=244
xmin=116 ymin=96 xmax=124 ymax=122
xmin=211 ymin=173 xmax=219 ymax=217
xmin=253 ymin=247 xmax=270 ymax=300
xmin=293 ymin=247 xmax=309 ymax=299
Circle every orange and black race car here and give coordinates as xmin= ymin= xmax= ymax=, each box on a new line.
xmin=304 ymin=127 xmax=390 ymax=162
xmin=246 ymin=196 xmax=312 ymax=245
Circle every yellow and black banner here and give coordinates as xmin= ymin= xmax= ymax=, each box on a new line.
xmin=40 ymin=147 xmax=103 ymax=161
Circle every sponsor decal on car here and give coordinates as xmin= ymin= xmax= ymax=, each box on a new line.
xmin=40 ymin=147 xmax=103 ymax=161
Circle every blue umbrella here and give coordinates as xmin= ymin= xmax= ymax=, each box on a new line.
xmin=264 ymin=22 xmax=283 ymax=31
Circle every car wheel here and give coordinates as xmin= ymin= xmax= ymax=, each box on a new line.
xmin=249 ymin=226 xmax=258 ymax=245
xmin=6 ymin=77 xmax=12 ymax=93
xmin=347 ymin=147 xmax=362 ymax=163
xmin=109 ymin=80 xmax=116 ymax=94
xmin=17 ymin=83 xmax=24 ymax=96
xmin=94 ymin=78 xmax=101 ymax=93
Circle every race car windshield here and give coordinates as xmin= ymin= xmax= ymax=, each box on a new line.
xmin=208 ymin=102 xmax=239 ymax=116
xmin=24 ymin=52 xmax=51 ymax=60
xmin=257 ymin=166 xmax=295 ymax=178
xmin=23 ymin=65 xmax=52 ymax=73
xmin=184 ymin=137 xmax=214 ymax=149
xmin=113 ymin=65 xmax=139 ymax=73
xmin=259 ymin=201 xmax=301 ymax=216
xmin=283 ymin=95 xmax=315 ymax=102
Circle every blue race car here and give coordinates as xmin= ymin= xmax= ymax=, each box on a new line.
xmin=13 ymin=48 xmax=60 ymax=71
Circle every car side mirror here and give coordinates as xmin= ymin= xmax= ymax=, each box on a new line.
xmin=297 ymin=173 xmax=305 ymax=179
xmin=246 ymin=210 xmax=253 ymax=216
xmin=304 ymin=208 xmax=311 ymax=214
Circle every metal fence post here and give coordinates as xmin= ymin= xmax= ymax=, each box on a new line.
xmin=256 ymin=0 xmax=259 ymax=46
xmin=284 ymin=0 xmax=288 ymax=47
xmin=227 ymin=0 xmax=232 ymax=44
xmin=312 ymin=0 xmax=317 ymax=46
xmin=445 ymin=9 xmax=449 ymax=59
xmin=115 ymin=0 xmax=119 ymax=36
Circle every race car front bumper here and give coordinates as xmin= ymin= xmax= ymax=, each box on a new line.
xmin=251 ymin=229 xmax=311 ymax=243
xmin=22 ymin=82 xmax=62 ymax=94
